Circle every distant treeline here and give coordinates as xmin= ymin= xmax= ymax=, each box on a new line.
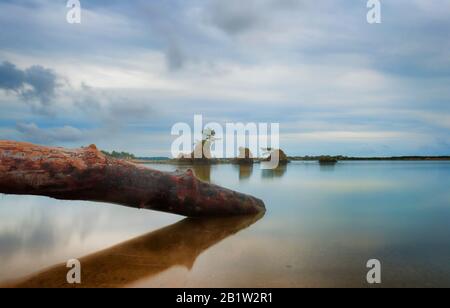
xmin=101 ymin=151 xmax=170 ymax=161
xmin=289 ymin=156 xmax=450 ymax=161
xmin=101 ymin=150 xmax=136 ymax=159
xmin=136 ymin=157 xmax=170 ymax=161
xmin=100 ymin=149 xmax=450 ymax=162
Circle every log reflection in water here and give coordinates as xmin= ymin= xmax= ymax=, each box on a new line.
xmin=9 ymin=213 xmax=263 ymax=288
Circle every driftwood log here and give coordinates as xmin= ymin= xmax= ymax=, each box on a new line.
xmin=0 ymin=141 xmax=265 ymax=217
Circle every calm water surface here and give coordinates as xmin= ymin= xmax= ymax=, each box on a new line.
xmin=1 ymin=161 xmax=450 ymax=287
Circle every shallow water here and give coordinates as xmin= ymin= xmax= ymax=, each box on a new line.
xmin=1 ymin=161 xmax=450 ymax=287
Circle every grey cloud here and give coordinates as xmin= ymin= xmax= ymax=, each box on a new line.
xmin=205 ymin=0 xmax=262 ymax=35
xmin=166 ymin=43 xmax=186 ymax=71
xmin=22 ymin=65 xmax=59 ymax=105
xmin=0 ymin=61 xmax=60 ymax=108
xmin=204 ymin=0 xmax=303 ymax=36
xmin=0 ymin=61 xmax=25 ymax=91
xmin=16 ymin=122 xmax=84 ymax=144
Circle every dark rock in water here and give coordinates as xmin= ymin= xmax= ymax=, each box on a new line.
xmin=265 ymin=149 xmax=289 ymax=165
xmin=319 ymin=156 xmax=338 ymax=165
xmin=234 ymin=147 xmax=254 ymax=165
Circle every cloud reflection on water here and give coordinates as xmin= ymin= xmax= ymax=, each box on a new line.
xmin=8 ymin=213 xmax=263 ymax=288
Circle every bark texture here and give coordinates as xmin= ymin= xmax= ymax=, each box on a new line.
xmin=0 ymin=141 xmax=265 ymax=217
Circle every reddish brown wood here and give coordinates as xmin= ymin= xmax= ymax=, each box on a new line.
xmin=0 ymin=141 xmax=265 ymax=217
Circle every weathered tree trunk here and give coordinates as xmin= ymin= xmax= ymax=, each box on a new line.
xmin=0 ymin=141 xmax=265 ymax=217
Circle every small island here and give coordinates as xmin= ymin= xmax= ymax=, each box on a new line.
xmin=318 ymin=156 xmax=338 ymax=165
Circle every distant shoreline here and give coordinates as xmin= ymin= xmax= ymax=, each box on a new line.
xmin=290 ymin=156 xmax=450 ymax=161
xmin=132 ymin=156 xmax=450 ymax=164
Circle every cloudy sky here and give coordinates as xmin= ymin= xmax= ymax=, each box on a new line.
xmin=0 ymin=0 xmax=449 ymax=157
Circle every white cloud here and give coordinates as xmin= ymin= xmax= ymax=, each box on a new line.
xmin=0 ymin=0 xmax=449 ymax=156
